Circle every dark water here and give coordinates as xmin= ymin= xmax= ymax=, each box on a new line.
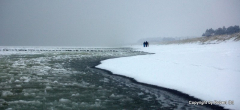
xmin=0 ymin=49 xmax=226 ymax=110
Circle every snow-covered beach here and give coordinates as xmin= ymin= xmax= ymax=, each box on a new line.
xmin=0 ymin=46 xmax=226 ymax=109
xmin=2 ymin=48 xmax=215 ymax=110
xmin=97 ymin=41 xmax=240 ymax=110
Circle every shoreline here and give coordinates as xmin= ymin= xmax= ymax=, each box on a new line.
xmin=0 ymin=49 xmax=229 ymax=109
xmin=94 ymin=55 xmax=227 ymax=110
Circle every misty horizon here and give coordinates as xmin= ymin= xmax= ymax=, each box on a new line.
xmin=1 ymin=0 xmax=240 ymax=46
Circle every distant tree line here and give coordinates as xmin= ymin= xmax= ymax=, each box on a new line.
xmin=202 ymin=25 xmax=240 ymax=37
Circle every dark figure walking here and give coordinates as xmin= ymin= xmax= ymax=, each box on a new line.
xmin=143 ymin=41 xmax=149 ymax=47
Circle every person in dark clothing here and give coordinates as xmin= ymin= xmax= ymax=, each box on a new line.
xmin=146 ymin=41 xmax=149 ymax=47
xmin=143 ymin=42 xmax=146 ymax=47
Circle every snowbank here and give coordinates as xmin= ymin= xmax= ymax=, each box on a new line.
xmin=97 ymin=41 xmax=240 ymax=110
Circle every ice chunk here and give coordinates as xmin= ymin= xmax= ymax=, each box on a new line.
xmin=15 ymin=80 xmax=20 ymax=82
xmin=72 ymin=71 xmax=78 ymax=74
xmin=71 ymin=93 xmax=79 ymax=97
xmin=24 ymin=93 xmax=30 ymax=96
xmin=24 ymin=78 xmax=31 ymax=82
xmin=20 ymin=76 xmax=31 ymax=82
xmin=138 ymin=92 xmax=144 ymax=96
xmin=59 ymin=98 xmax=71 ymax=103
xmin=2 ymin=91 xmax=13 ymax=97
xmin=91 ymin=101 xmax=101 ymax=107
xmin=110 ymin=94 xmax=115 ymax=97
xmin=45 ymin=86 xmax=52 ymax=90
xmin=43 ymin=66 xmax=51 ymax=70
xmin=103 ymin=78 xmax=109 ymax=82
xmin=36 ymin=73 xmax=45 ymax=76
xmin=109 ymin=94 xmax=123 ymax=98
xmin=16 ymin=85 xmax=22 ymax=87
xmin=8 ymin=100 xmax=41 ymax=104
xmin=80 ymin=102 xmax=87 ymax=105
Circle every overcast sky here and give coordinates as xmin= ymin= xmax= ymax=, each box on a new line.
xmin=1 ymin=0 xmax=240 ymax=46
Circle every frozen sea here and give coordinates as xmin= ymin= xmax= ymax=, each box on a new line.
xmin=0 ymin=47 xmax=227 ymax=110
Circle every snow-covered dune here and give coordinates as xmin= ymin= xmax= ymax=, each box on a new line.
xmin=97 ymin=41 xmax=240 ymax=110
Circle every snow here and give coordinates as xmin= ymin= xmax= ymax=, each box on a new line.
xmin=97 ymin=41 xmax=240 ymax=110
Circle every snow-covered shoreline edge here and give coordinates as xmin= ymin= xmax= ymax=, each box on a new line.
xmin=94 ymin=65 xmax=226 ymax=110
xmin=96 ymin=41 xmax=240 ymax=110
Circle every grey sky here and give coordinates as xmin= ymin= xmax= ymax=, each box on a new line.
xmin=1 ymin=0 xmax=240 ymax=46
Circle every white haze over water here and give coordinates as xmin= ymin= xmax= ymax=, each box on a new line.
xmin=1 ymin=0 xmax=240 ymax=46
